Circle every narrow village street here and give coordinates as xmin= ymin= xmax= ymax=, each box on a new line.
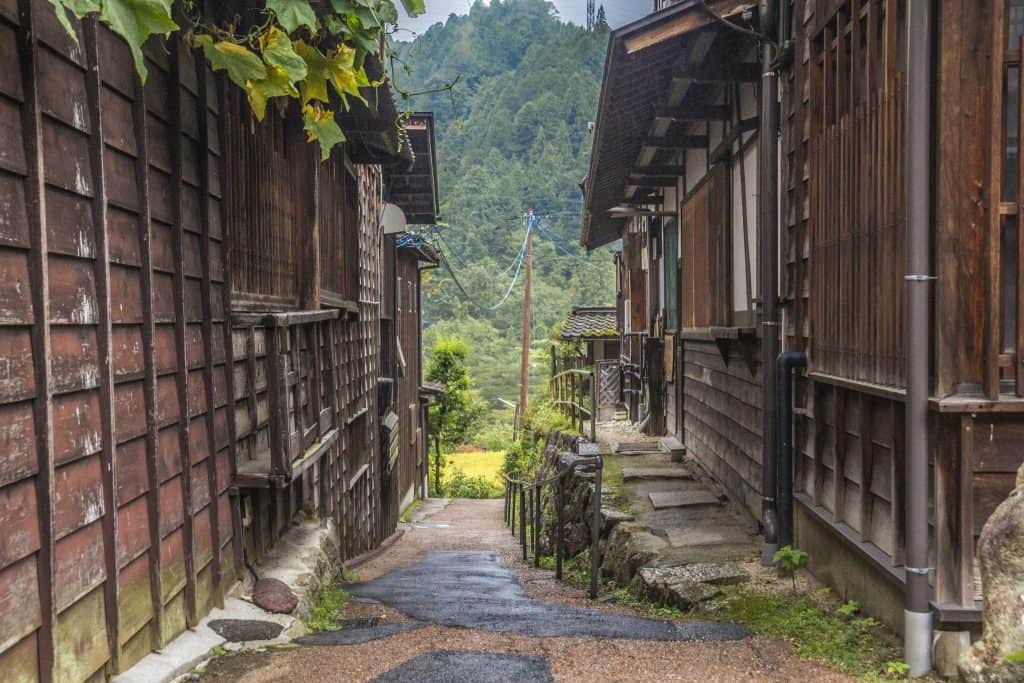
xmin=196 ymin=496 xmax=852 ymax=682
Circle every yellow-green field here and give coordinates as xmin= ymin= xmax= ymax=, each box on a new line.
xmin=446 ymin=450 xmax=505 ymax=484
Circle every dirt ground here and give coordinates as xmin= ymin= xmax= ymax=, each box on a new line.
xmin=198 ymin=499 xmax=855 ymax=682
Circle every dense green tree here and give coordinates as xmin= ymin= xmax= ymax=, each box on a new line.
xmin=425 ymin=337 xmax=487 ymax=491
xmin=397 ymin=0 xmax=618 ymax=403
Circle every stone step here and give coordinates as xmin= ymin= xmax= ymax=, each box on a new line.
xmin=658 ymin=436 xmax=686 ymax=463
xmin=648 ymin=490 xmax=721 ymax=510
xmin=630 ymin=563 xmax=750 ymax=610
xmin=622 ymin=466 xmax=693 ymax=482
xmin=661 ymin=526 xmax=753 ymax=548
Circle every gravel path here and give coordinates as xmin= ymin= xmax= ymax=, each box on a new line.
xmin=199 ymin=499 xmax=854 ymax=682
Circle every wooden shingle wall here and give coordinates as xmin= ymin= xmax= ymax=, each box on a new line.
xmin=0 ymin=2 xmax=236 ymax=680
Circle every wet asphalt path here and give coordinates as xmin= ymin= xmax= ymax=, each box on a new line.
xmin=200 ymin=499 xmax=854 ymax=682
xmin=342 ymin=550 xmax=750 ymax=642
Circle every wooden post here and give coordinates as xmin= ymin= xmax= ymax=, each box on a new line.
xmin=17 ymin=1 xmax=56 ymax=676
xmin=519 ymin=214 xmax=533 ymax=413
xmin=83 ymin=16 xmax=121 ymax=671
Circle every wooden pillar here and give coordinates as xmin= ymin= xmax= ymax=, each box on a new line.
xmin=82 ymin=16 xmax=121 ymax=671
xmin=168 ymin=36 xmax=199 ymax=628
xmin=16 ymin=1 xmax=56 ymax=678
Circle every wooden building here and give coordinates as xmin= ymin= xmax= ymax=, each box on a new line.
xmin=581 ymin=0 xmax=1024 ymax=655
xmin=0 ymin=2 xmax=439 ymax=680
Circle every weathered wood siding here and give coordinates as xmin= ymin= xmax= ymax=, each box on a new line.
xmin=682 ymin=340 xmax=763 ymax=520
xmin=783 ymin=0 xmax=1023 ymax=617
xmin=394 ymin=249 xmax=425 ymax=510
xmin=0 ymin=2 xmax=236 ymax=679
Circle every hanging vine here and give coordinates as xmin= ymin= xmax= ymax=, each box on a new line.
xmin=46 ymin=0 xmax=428 ymax=159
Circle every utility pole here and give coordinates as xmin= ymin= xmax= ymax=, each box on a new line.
xmin=519 ymin=211 xmax=534 ymax=414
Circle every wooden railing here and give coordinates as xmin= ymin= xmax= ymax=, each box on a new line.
xmin=549 ymin=367 xmax=597 ymax=442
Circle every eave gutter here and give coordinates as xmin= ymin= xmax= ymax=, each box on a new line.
xmin=904 ymin=0 xmax=934 ymax=675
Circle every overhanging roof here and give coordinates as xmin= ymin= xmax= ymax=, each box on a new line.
xmin=580 ymin=0 xmax=757 ymax=250
xmin=561 ymin=306 xmax=619 ymax=340
xmin=386 ymin=113 xmax=440 ymax=225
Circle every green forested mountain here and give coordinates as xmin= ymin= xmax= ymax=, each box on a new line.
xmin=395 ymin=0 xmax=618 ymax=402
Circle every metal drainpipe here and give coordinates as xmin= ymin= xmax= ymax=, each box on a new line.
xmin=759 ymin=0 xmax=781 ymax=565
xmin=776 ymin=351 xmax=806 ymax=549
xmin=904 ymin=0 xmax=934 ymax=675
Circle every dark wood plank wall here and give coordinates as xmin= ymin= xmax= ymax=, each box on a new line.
xmin=784 ymin=0 xmax=1024 ymax=615
xmin=0 ymin=2 xmax=397 ymax=679
xmin=682 ymin=341 xmax=764 ymax=519
xmin=0 ymin=2 xmax=236 ymax=679
xmin=395 ymin=250 xmax=424 ymax=509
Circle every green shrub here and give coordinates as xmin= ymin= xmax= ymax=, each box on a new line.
xmin=307 ymin=585 xmax=349 ymax=632
xmin=772 ymin=545 xmax=809 ymax=593
xmin=443 ymin=467 xmax=502 ymax=498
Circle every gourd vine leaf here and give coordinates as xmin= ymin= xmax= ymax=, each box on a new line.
xmin=302 ymin=104 xmax=346 ymax=160
xmin=246 ymin=64 xmax=299 ymax=121
xmin=293 ymin=40 xmax=330 ymax=104
xmin=194 ymin=35 xmax=267 ymax=89
xmin=46 ymin=0 xmax=79 ymax=42
xmin=265 ymin=0 xmax=318 ymax=34
xmin=63 ymin=0 xmax=102 ymax=14
xmin=260 ymin=26 xmax=308 ymax=85
xmin=399 ymin=0 xmax=426 ymax=17
xmin=99 ymin=0 xmax=179 ymax=82
xmin=324 ymin=44 xmax=367 ymax=105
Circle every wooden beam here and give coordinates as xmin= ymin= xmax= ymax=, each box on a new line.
xmin=673 ymin=59 xmax=760 ymax=83
xmin=195 ymin=52 xmax=225 ymax=606
xmin=657 ymin=104 xmax=731 ymax=121
xmin=632 ymin=164 xmax=684 ymax=176
xmin=643 ymin=133 xmax=709 ymax=149
xmin=628 ymin=175 xmax=678 ymax=187
xmin=131 ymin=40 xmax=166 ymax=648
xmin=17 ymin=1 xmax=56 ymax=679
xmin=83 ymin=17 xmax=121 ymax=672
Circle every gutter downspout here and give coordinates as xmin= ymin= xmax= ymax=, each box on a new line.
xmin=776 ymin=351 xmax=806 ymax=548
xmin=759 ymin=0 xmax=781 ymax=565
xmin=904 ymin=0 xmax=934 ymax=675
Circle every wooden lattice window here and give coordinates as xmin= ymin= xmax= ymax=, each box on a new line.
xmin=224 ymin=92 xmax=306 ymax=307
xmin=319 ymin=155 xmax=359 ymax=304
xmin=680 ymin=163 xmax=730 ymax=328
xmin=808 ymin=0 xmax=905 ymax=386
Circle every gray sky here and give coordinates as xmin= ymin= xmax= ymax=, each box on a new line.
xmin=397 ymin=1 xmax=651 ymax=35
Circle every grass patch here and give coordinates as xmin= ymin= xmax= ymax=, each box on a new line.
xmin=599 ymin=455 xmax=631 ymax=512
xmin=306 ymin=584 xmax=350 ymax=632
xmin=712 ymin=587 xmax=905 ymax=680
xmin=398 ymin=498 xmax=423 ymax=523
xmin=446 ymin=450 xmax=505 ymax=484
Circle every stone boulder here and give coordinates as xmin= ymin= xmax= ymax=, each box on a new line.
xmin=253 ymin=577 xmax=298 ymax=614
xmin=629 ymin=563 xmax=750 ymax=611
xmin=960 ymin=466 xmax=1024 ymax=682
xmin=600 ymin=522 xmax=668 ymax=584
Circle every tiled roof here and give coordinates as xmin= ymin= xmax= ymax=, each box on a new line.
xmin=562 ymin=306 xmax=618 ymax=339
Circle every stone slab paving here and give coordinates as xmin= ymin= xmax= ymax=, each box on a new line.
xmin=347 ymin=550 xmax=751 ymax=641
xmin=621 ymin=466 xmax=694 ymax=481
xmin=371 ymin=651 xmax=554 ymax=683
xmin=648 ymin=489 xmax=722 ymax=509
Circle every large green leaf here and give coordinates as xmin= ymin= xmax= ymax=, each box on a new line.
xmin=399 ymin=0 xmax=425 ymax=18
xmin=302 ymin=104 xmax=346 ymax=160
xmin=46 ymin=0 xmax=78 ymax=41
xmin=99 ymin=0 xmax=178 ymax=82
xmin=293 ymin=40 xmax=329 ymax=104
xmin=260 ymin=26 xmax=308 ymax=84
xmin=246 ymin=65 xmax=299 ymax=120
xmin=194 ymin=35 xmax=267 ymax=89
xmin=266 ymin=0 xmax=317 ymax=34
xmin=63 ymin=0 xmax=101 ymax=15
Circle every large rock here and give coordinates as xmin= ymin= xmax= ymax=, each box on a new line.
xmin=253 ymin=577 xmax=299 ymax=614
xmin=960 ymin=466 xmax=1024 ymax=682
xmin=629 ymin=563 xmax=750 ymax=611
xmin=600 ymin=522 xmax=667 ymax=584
